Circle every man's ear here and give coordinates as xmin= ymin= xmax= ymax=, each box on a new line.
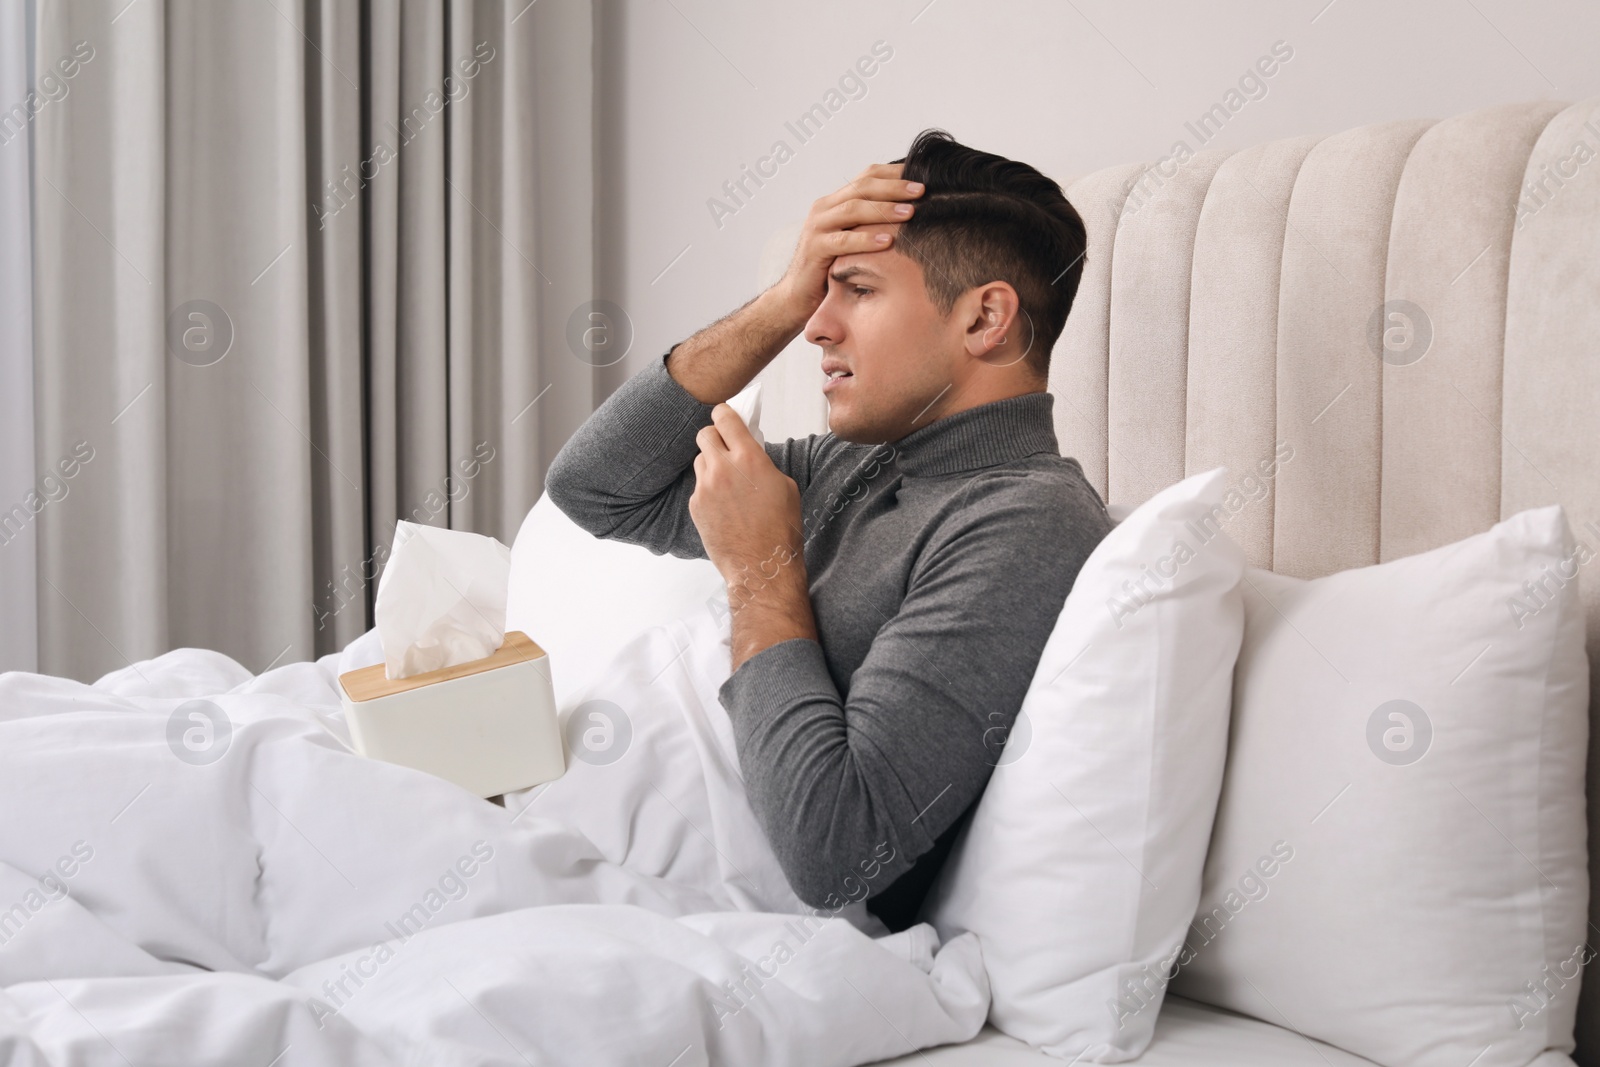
xmin=960 ymin=281 xmax=1027 ymax=367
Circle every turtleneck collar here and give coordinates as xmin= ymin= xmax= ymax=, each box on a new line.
xmin=888 ymin=391 xmax=1059 ymax=478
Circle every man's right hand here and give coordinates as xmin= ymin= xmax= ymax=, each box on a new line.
xmin=663 ymin=163 xmax=924 ymax=405
xmin=772 ymin=163 xmax=925 ymax=322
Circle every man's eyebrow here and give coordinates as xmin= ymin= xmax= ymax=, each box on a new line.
xmin=829 ymin=265 xmax=883 ymax=284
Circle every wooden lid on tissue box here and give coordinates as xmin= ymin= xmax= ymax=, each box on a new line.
xmin=338 ymin=630 xmax=547 ymax=703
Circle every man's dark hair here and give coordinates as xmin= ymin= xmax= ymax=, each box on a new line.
xmin=889 ymin=129 xmax=1087 ymax=379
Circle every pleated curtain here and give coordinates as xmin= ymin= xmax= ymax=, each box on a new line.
xmin=28 ymin=0 xmax=598 ymax=681
xmin=0 ymin=3 xmax=36 ymax=674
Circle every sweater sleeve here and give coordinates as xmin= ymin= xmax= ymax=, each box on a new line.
xmin=717 ymin=471 xmax=1111 ymax=912
xmin=543 ymin=349 xmax=819 ymax=559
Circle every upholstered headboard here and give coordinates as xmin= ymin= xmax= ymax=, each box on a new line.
xmin=760 ymin=95 xmax=1600 ymax=1059
xmin=1060 ymin=96 xmax=1600 ymax=1060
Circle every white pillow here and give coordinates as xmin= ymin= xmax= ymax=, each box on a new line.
xmin=923 ymin=467 xmax=1246 ymax=1061
xmin=1168 ymin=505 xmax=1589 ymax=1067
xmin=506 ymin=383 xmax=761 ymax=708
xmin=504 ymin=497 xmax=723 ymax=708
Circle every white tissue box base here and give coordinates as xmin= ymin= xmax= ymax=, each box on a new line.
xmin=340 ymin=640 xmax=565 ymax=799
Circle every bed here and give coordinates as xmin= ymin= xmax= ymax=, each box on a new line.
xmin=2 ymin=94 xmax=1596 ymax=1065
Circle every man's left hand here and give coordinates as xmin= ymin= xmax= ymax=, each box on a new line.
xmin=689 ymin=405 xmax=804 ymax=589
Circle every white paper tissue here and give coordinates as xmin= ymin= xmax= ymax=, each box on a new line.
xmin=374 ymin=521 xmax=512 ymax=680
xmin=726 ymin=381 xmax=764 ymax=447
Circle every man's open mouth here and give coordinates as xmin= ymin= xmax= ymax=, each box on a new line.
xmin=822 ymin=359 xmax=853 ymax=393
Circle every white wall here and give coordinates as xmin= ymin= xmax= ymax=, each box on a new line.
xmin=595 ymin=0 xmax=1600 ymax=439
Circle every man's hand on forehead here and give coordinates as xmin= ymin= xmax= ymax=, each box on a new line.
xmin=657 ymin=162 xmax=924 ymax=406
xmin=774 ymin=162 xmax=925 ymax=321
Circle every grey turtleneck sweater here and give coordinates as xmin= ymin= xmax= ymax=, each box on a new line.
xmin=543 ymin=351 xmax=1111 ymax=931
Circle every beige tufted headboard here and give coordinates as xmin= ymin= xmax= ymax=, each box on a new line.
xmin=1050 ymin=97 xmax=1600 ymax=1060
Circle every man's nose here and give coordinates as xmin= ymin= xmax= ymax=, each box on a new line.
xmin=804 ymin=293 xmax=839 ymax=347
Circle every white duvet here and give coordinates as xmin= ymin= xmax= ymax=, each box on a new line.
xmin=0 ymin=605 xmax=987 ymax=1065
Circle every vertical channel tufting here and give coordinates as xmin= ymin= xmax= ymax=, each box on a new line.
xmin=1106 ymin=148 xmax=1234 ymax=508
xmin=1501 ymin=96 xmax=1600 ymax=1065
xmin=1270 ymin=117 xmax=1434 ymax=579
xmin=1186 ymin=135 xmax=1318 ymax=570
xmin=1057 ymin=162 xmax=1150 ymax=500
xmin=1053 ymin=95 xmax=1600 ymax=1063
xmin=1379 ymin=101 xmax=1566 ymax=564
xmin=1502 ymin=98 xmax=1600 ymax=525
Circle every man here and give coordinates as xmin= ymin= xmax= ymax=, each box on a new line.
xmin=545 ymin=129 xmax=1112 ymax=932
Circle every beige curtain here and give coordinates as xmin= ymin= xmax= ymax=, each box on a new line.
xmin=31 ymin=0 xmax=598 ymax=681
xmin=0 ymin=1 xmax=36 ymax=673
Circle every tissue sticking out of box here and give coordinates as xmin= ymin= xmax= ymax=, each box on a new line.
xmin=374 ymin=521 xmax=512 ymax=680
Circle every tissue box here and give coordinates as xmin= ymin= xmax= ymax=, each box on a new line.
xmin=337 ymin=631 xmax=565 ymax=798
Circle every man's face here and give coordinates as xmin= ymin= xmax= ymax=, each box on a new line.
xmin=802 ymin=223 xmax=959 ymax=444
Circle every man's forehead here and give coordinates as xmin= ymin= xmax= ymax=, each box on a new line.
xmin=829 ymin=261 xmax=887 ymax=281
xmin=831 ymin=240 xmax=912 ymax=281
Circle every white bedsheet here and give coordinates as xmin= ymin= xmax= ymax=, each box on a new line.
xmin=869 ymin=997 xmax=1387 ymax=1066
xmin=0 ymin=607 xmax=987 ymax=1065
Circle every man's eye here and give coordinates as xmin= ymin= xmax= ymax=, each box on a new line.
xmin=852 ymin=286 xmax=872 ymax=297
